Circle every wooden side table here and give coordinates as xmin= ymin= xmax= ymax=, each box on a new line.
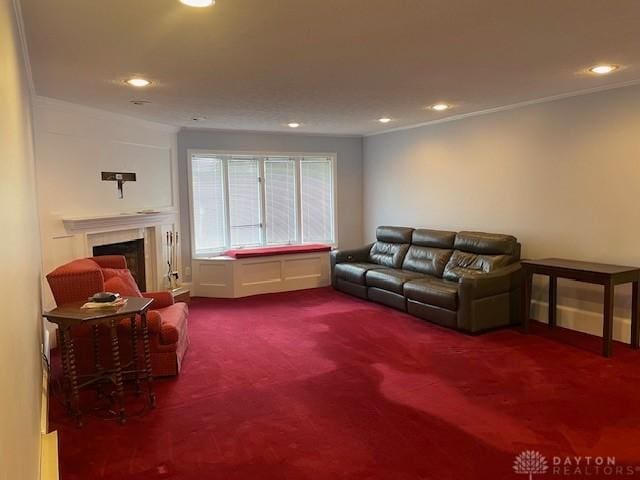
xmin=521 ymin=258 xmax=640 ymax=357
xmin=43 ymin=297 xmax=155 ymax=426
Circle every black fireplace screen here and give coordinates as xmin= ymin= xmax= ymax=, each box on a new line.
xmin=93 ymin=238 xmax=146 ymax=292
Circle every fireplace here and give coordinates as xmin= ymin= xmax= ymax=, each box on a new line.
xmin=93 ymin=238 xmax=146 ymax=292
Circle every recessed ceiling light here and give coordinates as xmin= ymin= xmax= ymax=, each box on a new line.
xmin=288 ymin=122 xmax=300 ymax=128
xmin=588 ymin=64 xmax=618 ymax=75
xmin=430 ymin=103 xmax=450 ymax=111
xmin=180 ymin=0 xmax=215 ymax=7
xmin=378 ymin=117 xmax=392 ymax=124
xmin=125 ymin=78 xmax=151 ymax=87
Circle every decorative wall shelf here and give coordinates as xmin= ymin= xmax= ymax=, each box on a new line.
xmin=61 ymin=210 xmax=177 ymax=234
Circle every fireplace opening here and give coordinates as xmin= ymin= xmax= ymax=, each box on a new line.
xmin=93 ymin=238 xmax=146 ymax=292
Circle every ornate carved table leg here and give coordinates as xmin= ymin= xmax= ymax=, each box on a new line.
xmin=92 ymin=324 xmax=106 ymax=400
xmin=130 ymin=315 xmax=141 ymax=395
xmin=109 ymin=319 xmax=127 ymax=424
xmin=62 ymin=326 xmax=82 ymax=427
xmin=58 ymin=328 xmax=72 ymax=412
xmin=140 ymin=310 xmax=156 ymax=408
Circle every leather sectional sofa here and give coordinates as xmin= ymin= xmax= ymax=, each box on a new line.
xmin=331 ymin=226 xmax=522 ymax=333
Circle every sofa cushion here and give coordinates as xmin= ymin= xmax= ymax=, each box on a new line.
xmin=376 ymin=226 xmax=414 ymax=244
xmin=442 ymin=250 xmax=511 ymax=282
xmin=412 ymin=229 xmax=456 ymax=248
xmin=402 ymin=246 xmax=453 ymax=277
xmin=369 ymin=242 xmax=410 ymax=268
xmin=102 ymin=268 xmax=142 ymax=297
xmin=366 ymin=268 xmax=425 ymax=294
xmin=334 ymin=262 xmax=388 ymax=285
xmin=404 ymin=277 xmax=459 ymax=311
xmin=454 ymin=231 xmax=518 ymax=256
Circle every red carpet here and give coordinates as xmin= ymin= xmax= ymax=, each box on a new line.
xmin=51 ymin=287 xmax=640 ymax=479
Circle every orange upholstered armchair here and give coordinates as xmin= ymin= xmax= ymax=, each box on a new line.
xmin=46 ymin=256 xmax=189 ymax=377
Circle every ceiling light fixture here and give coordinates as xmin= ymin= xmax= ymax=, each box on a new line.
xmin=430 ymin=103 xmax=450 ymax=111
xmin=378 ymin=117 xmax=392 ymax=124
xmin=288 ymin=122 xmax=300 ymax=128
xmin=588 ymin=64 xmax=618 ymax=75
xmin=125 ymin=78 xmax=151 ymax=87
xmin=180 ymin=0 xmax=215 ymax=7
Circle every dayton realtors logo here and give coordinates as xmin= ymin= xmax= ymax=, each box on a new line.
xmin=513 ymin=451 xmax=549 ymax=480
xmin=513 ymin=451 xmax=640 ymax=477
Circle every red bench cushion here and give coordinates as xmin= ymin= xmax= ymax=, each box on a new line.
xmin=223 ymin=244 xmax=331 ymax=259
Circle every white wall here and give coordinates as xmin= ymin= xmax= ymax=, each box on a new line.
xmin=34 ymin=97 xmax=180 ymax=304
xmin=0 ymin=1 xmax=43 ymax=478
xmin=177 ymin=129 xmax=363 ymax=282
xmin=364 ymin=84 xmax=640 ymax=341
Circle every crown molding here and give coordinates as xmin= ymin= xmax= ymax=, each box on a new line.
xmin=365 ymin=78 xmax=640 ymax=137
xmin=180 ymin=126 xmax=362 ymax=139
xmin=34 ymin=96 xmax=181 ymax=134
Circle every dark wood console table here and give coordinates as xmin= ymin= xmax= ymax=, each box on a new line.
xmin=44 ymin=297 xmax=155 ymax=426
xmin=521 ymin=258 xmax=640 ymax=357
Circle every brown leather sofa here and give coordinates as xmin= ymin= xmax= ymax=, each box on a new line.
xmin=331 ymin=226 xmax=522 ymax=333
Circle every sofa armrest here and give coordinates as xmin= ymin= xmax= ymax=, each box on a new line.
xmin=458 ymin=262 xmax=522 ymax=300
xmin=330 ymin=244 xmax=373 ymax=265
xmin=142 ymin=291 xmax=175 ymax=309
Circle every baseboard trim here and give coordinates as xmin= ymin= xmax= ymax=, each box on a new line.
xmin=531 ymin=300 xmax=631 ymax=343
xmin=40 ymin=431 xmax=59 ymax=480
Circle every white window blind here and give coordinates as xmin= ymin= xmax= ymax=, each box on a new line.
xmin=264 ymin=158 xmax=297 ymax=245
xmin=190 ymin=152 xmax=336 ymax=256
xmin=228 ymin=157 xmax=261 ymax=247
xmin=301 ymin=158 xmax=334 ymax=243
xmin=191 ymin=156 xmax=226 ymax=254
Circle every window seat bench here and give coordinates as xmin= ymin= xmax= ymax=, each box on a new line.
xmin=223 ymin=243 xmax=331 ymax=259
xmin=192 ymin=244 xmax=332 ymax=298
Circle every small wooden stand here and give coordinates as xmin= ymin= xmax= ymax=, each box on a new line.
xmin=170 ymin=286 xmax=191 ymax=304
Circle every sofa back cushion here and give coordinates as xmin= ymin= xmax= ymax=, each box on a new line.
xmin=376 ymin=226 xmax=414 ymax=244
xmin=453 ymin=231 xmax=519 ymax=257
xmin=443 ymin=250 xmax=511 ymax=281
xmin=412 ymin=228 xmax=456 ymax=249
xmin=369 ymin=226 xmax=413 ymax=268
xmin=443 ymin=231 xmax=518 ymax=281
xmin=401 ymin=229 xmax=456 ymax=276
xmin=102 ymin=268 xmax=142 ymax=297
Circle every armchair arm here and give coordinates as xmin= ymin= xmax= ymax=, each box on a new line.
xmin=142 ymin=291 xmax=175 ymax=309
xmin=458 ymin=262 xmax=522 ymax=300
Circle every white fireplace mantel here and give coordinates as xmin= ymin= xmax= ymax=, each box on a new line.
xmin=61 ymin=210 xmax=177 ymax=234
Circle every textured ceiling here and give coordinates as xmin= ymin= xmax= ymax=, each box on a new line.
xmin=20 ymin=0 xmax=640 ymax=135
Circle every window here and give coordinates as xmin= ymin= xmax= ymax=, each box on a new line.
xmin=189 ymin=151 xmax=336 ymax=256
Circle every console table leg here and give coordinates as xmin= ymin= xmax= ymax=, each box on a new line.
xmin=548 ymin=276 xmax=557 ymax=328
xmin=631 ymin=281 xmax=639 ymax=349
xmin=58 ymin=328 xmax=71 ymax=412
xmin=603 ymin=283 xmax=614 ymax=357
xmin=140 ymin=311 xmax=156 ymax=408
xmin=130 ymin=315 xmax=141 ymax=396
xmin=522 ymin=270 xmax=532 ymax=333
xmin=62 ymin=327 xmax=82 ymax=427
xmin=109 ymin=320 xmax=126 ymax=424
